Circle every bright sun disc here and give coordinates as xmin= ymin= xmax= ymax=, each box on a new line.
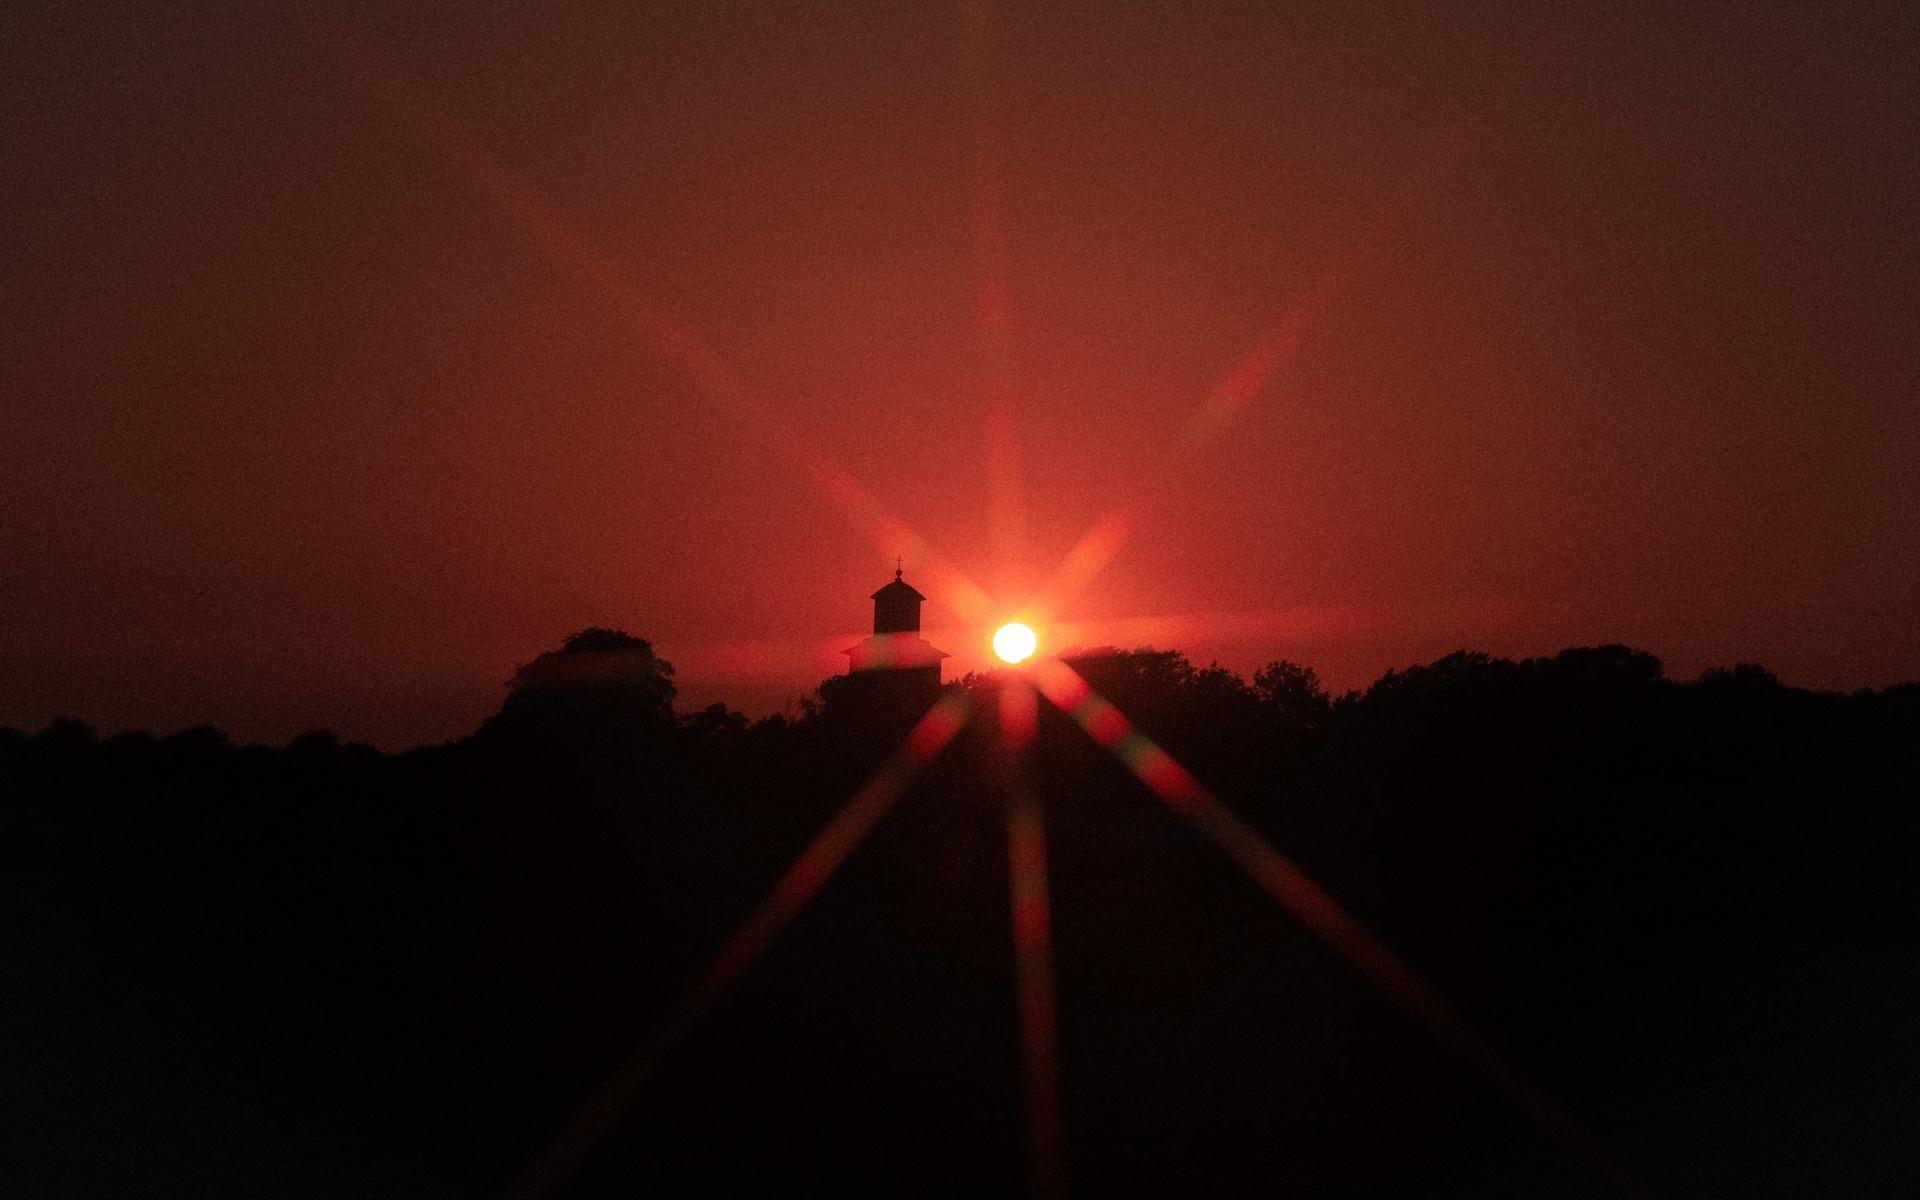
xmin=993 ymin=622 xmax=1038 ymax=664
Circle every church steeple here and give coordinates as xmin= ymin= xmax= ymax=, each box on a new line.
xmin=870 ymin=564 xmax=927 ymax=635
xmin=843 ymin=565 xmax=948 ymax=685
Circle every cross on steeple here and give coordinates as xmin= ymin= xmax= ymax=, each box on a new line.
xmin=843 ymin=564 xmax=950 ymax=685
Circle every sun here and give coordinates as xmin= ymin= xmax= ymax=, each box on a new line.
xmin=992 ymin=622 xmax=1038 ymax=664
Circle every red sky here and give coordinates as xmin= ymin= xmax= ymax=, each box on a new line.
xmin=4 ymin=3 xmax=1917 ymax=748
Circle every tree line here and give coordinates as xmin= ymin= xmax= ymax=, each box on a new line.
xmin=5 ymin=631 xmax=1916 ymax=1197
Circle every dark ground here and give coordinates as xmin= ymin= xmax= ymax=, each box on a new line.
xmin=5 ymin=638 xmax=1916 ymax=1197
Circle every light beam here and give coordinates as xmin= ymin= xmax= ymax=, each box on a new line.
xmin=997 ymin=675 xmax=1064 ymax=1199
xmin=1027 ymin=657 xmax=1645 ymax=1198
xmin=510 ymin=692 xmax=973 ymax=1200
xmin=328 ymin=31 xmax=998 ymax=629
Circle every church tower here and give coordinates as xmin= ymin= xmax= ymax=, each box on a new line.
xmin=843 ymin=565 xmax=949 ymax=695
xmin=871 ymin=566 xmax=926 ymax=635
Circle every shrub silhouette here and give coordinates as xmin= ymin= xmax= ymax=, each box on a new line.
xmin=3 ymin=636 xmax=1917 ymax=1197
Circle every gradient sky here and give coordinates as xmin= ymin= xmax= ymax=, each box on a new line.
xmin=5 ymin=2 xmax=1917 ymax=747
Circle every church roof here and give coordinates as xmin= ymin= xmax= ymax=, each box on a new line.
xmin=843 ymin=632 xmax=950 ymax=667
xmin=870 ymin=569 xmax=925 ymax=602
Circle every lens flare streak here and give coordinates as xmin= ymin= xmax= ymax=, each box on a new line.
xmin=511 ymin=692 xmax=972 ymax=1200
xmin=1027 ymin=658 xmax=1642 ymax=1197
xmin=1006 ymin=775 xmax=1065 ymax=1200
xmin=333 ymin=36 xmax=998 ymax=629
xmin=998 ymin=672 xmax=1040 ymax=749
xmin=1034 ymin=130 xmax=1497 ymax=619
xmin=997 ymin=676 xmax=1065 ymax=1199
xmin=963 ymin=0 xmax=1028 ymax=603
xmin=689 ymin=693 xmax=970 ymax=1010
xmin=1032 ymin=244 xmax=1369 ymax=614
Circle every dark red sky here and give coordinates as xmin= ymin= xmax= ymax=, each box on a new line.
xmin=4 ymin=2 xmax=1917 ymax=747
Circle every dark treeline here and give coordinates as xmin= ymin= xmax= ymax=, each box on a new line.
xmin=5 ymin=632 xmax=1918 ymax=1197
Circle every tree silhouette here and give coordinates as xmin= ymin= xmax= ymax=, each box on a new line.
xmin=479 ymin=627 xmax=678 ymax=750
xmin=3 ymin=638 xmax=1917 ymax=1197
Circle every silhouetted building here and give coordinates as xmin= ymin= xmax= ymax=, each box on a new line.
xmin=841 ymin=566 xmax=948 ymax=711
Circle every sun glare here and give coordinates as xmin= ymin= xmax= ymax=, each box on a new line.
xmin=993 ymin=622 xmax=1038 ymax=664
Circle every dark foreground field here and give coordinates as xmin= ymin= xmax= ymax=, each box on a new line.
xmin=6 ymin=640 xmax=1917 ymax=1197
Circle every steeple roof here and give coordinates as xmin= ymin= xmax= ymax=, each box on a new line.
xmin=870 ymin=566 xmax=925 ymax=602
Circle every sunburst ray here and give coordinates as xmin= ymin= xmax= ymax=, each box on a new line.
xmin=510 ymin=692 xmax=973 ymax=1199
xmin=328 ymin=33 xmax=998 ymax=627
xmin=963 ymin=0 xmax=1029 ymax=604
xmin=995 ymin=677 xmax=1065 ymax=1197
xmin=1027 ymin=657 xmax=1644 ymax=1197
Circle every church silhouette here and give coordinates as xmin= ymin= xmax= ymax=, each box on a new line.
xmin=840 ymin=565 xmax=949 ymax=710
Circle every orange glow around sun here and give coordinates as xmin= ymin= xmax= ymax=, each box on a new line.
xmin=993 ymin=622 xmax=1038 ymax=664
